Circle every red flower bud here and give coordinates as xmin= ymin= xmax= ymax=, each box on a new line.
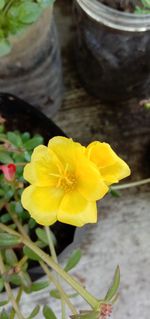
xmin=0 ymin=163 xmax=16 ymax=181
xmin=100 ymin=304 xmax=112 ymax=319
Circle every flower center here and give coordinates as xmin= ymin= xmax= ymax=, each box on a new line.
xmin=51 ymin=163 xmax=77 ymax=192
xmin=59 ymin=173 xmax=77 ymax=192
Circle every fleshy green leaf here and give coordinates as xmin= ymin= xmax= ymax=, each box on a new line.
xmin=64 ymin=249 xmax=82 ymax=272
xmin=24 ymin=135 xmax=44 ymax=150
xmin=7 ymin=131 xmax=22 ymax=147
xmin=0 ymin=300 xmax=9 ymax=307
xmin=27 ymin=305 xmax=40 ymax=319
xmin=0 ymin=232 xmax=21 ymax=248
xmin=50 ymin=289 xmax=61 ymax=299
xmin=0 ymin=309 xmax=9 ymax=319
xmin=23 ymin=246 xmax=41 ymax=261
xmin=0 ymin=0 xmax=5 ymax=10
xmin=104 ymin=266 xmax=120 ymax=302
xmin=5 ymin=248 xmax=18 ymax=266
xmin=43 ymin=305 xmax=57 ymax=319
xmin=0 ymin=151 xmax=12 ymax=164
xmin=29 ymin=281 xmax=49 ymax=292
xmin=0 ymin=213 xmax=12 ymax=224
xmin=17 ymin=2 xmax=42 ymax=24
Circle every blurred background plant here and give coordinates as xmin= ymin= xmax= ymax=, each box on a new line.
xmin=135 ymin=0 xmax=150 ymax=13
xmin=0 ymin=0 xmax=54 ymax=56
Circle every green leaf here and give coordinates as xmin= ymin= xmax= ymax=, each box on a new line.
xmin=37 ymin=0 xmax=54 ymax=8
xmin=0 ymin=277 xmax=4 ymax=292
xmin=21 ymin=132 xmax=30 ymax=142
xmin=24 ymin=135 xmax=43 ymax=150
xmin=64 ymin=249 xmax=82 ymax=272
xmin=5 ymin=248 xmax=18 ymax=266
xmin=43 ymin=305 xmax=57 ymax=319
xmin=50 ymin=289 xmax=61 ymax=299
xmin=104 ymin=266 xmax=120 ymax=302
xmin=0 ymin=0 xmax=5 ymax=10
xmin=0 ymin=310 xmax=9 ymax=319
xmin=35 ymin=228 xmax=48 ymax=245
xmin=27 ymin=305 xmax=40 ymax=319
xmin=36 ymin=227 xmax=56 ymax=246
xmin=9 ymin=273 xmax=21 ymax=286
xmin=17 ymin=2 xmax=42 ymax=24
xmin=70 ymin=311 xmax=99 ymax=319
xmin=28 ymin=218 xmax=37 ymax=229
xmin=0 ymin=232 xmax=21 ymax=248
xmin=23 ymin=246 xmax=41 ymax=261
xmin=0 ymin=151 xmax=12 ymax=164
xmin=7 ymin=131 xmax=22 ymax=147
xmin=0 ymin=213 xmax=12 ymax=224
xmin=0 ymin=300 xmax=9 ymax=307
xmin=0 ymin=40 xmax=11 ymax=57
xmin=18 ymin=271 xmax=32 ymax=288
xmin=109 ymin=188 xmax=120 ymax=198
xmin=30 ymin=281 xmax=49 ymax=292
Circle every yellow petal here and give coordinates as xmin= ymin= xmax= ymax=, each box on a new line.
xmin=48 ymin=136 xmax=85 ymax=167
xmin=86 ymin=142 xmax=119 ymax=168
xmin=58 ymin=191 xmax=97 ymax=227
xmin=23 ymin=145 xmax=63 ymax=187
xmin=77 ymin=156 xmax=108 ymax=201
xmin=101 ymin=158 xmax=131 ymax=185
xmin=86 ymin=141 xmax=131 ymax=185
xmin=21 ymin=185 xmax=64 ymax=226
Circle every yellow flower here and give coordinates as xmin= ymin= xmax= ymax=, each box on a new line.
xmin=21 ymin=137 xmax=130 ymax=227
xmin=86 ymin=141 xmax=131 ymax=186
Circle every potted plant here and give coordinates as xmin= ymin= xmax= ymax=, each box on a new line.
xmin=73 ymin=0 xmax=150 ymax=103
xmin=0 ymin=94 xmax=132 ymax=318
xmin=0 ymin=1 xmax=63 ymax=116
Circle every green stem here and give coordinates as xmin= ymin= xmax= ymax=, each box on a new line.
xmin=40 ymin=261 xmax=77 ymax=316
xmin=112 ymin=178 xmax=150 ymax=190
xmin=45 ymin=226 xmax=57 ymax=262
xmin=45 ymin=226 xmax=77 ymax=318
xmin=0 ymin=222 xmax=99 ymax=309
xmin=22 ymin=236 xmax=99 ymax=309
xmin=0 ymin=252 xmax=25 ymax=319
xmin=10 ymin=287 xmax=23 ymax=319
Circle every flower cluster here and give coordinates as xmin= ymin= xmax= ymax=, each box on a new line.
xmin=21 ymin=136 xmax=130 ymax=227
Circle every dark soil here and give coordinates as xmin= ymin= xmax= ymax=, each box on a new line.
xmin=98 ymin=0 xmax=142 ymax=12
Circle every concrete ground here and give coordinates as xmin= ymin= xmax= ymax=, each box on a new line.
xmin=17 ymin=187 xmax=150 ymax=318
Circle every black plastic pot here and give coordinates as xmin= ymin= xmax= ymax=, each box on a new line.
xmin=0 ymin=93 xmax=75 ymax=281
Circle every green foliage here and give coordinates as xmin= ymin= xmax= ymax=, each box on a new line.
xmin=64 ymin=249 xmax=82 ymax=272
xmin=27 ymin=305 xmax=40 ymax=319
xmin=43 ymin=305 xmax=57 ymax=319
xmin=0 ymin=232 xmax=21 ymax=248
xmin=135 ymin=0 xmax=150 ymax=13
xmin=104 ymin=266 xmax=120 ymax=302
xmin=0 ymin=0 xmax=54 ymax=57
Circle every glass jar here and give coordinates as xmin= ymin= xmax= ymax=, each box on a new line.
xmin=74 ymin=0 xmax=150 ymax=102
xmin=0 ymin=6 xmax=63 ymax=116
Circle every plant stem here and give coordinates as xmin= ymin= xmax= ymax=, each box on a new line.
xmin=45 ymin=226 xmax=76 ymax=318
xmin=45 ymin=226 xmax=57 ymax=262
xmin=22 ymin=236 xmax=99 ymax=309
xmin=0 ymin=222 xmax=99 ymax=309
xmin=40 ymin=261 xmax=77 ymax=315
xmin=0 ymin=252 xmax=25 ymax=319
xmin=112 ymin=178 xmax=150 ymax=190
xmin=10 ymin=287 xmax=23 ymax=319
